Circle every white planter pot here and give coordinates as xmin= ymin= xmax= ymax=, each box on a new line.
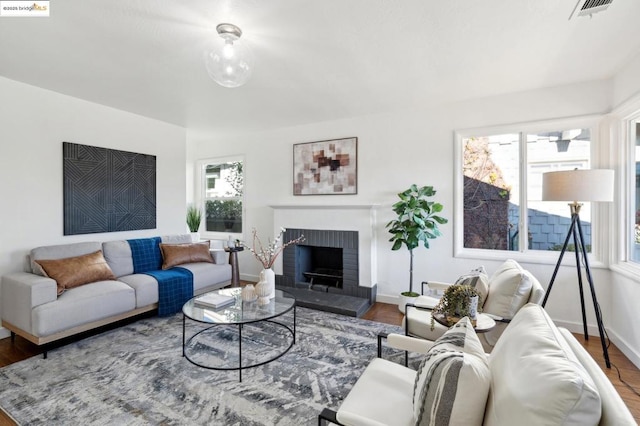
xmin=190 ymin=232 xmax=200 ymax=243
xmin=398 ymin=293 xmax=419 ymax=313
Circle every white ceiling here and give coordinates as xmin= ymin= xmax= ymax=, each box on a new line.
xmin=1 ymin=0 xmax=639 ymax=135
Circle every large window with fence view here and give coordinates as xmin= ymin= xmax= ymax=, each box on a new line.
xmin=631 ymin=119 xmax=640 ymax=263
xmin=459 ymin=125 xmax=593 ymax=255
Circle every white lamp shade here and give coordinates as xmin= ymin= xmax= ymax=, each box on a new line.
xmin=542 ymin=169 xmax=614 ymax=202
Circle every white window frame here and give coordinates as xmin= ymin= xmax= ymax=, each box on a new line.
xmin=454 ymin=115 xmax=608 ymax=267
xmin=195 ymin=155 xmax=245 ymax=240
xmin=611 ymin=96 xmax=640 ymax=278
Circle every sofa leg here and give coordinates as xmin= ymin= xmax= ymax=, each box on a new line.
xmin=42 ymin=351 xmax=47 ymax=359
xmin=10 ymin=331 xmax=15 ymax=343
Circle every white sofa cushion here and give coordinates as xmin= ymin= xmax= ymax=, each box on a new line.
xmin=484 ymin=259 xmax=533 ymax=319
xmin=336 ymin=358 xmax=416 ymax=426
xmin=118 ymin=273 xmax=159 ymax=308
xmin=179 ymin=262 xmax=232 ymax=292
xmin=558 ymin=328 xmax=635 ymax=425
xmin=485 ymin=303 xmax=601 ymax=426
xmin=161 ymin=234 xmax=193 ymax=244
xmin=404 ymin=307 xmax=448 ymax=342
xmin=31 ymin=280 xmax=135 ymax=337
xmin=102 ymin=240 xmax=135 ymax=278
xmin=413 ymin=317 xmax=490 ymax=425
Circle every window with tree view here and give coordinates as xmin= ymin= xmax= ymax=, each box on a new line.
xmin=631 ymin=119 xmax=640 ymax=263
xmin=461 ymin=127 xmax=592 ymax=253
xmin=202 ymin=160 xmax=243 ymax=234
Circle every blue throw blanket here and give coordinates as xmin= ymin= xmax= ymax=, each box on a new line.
xmin=143 ymin=267 xmax=194 ymax=316
xmin=127 ymin=237 xmax=194 ymax=317
xmin=128 ymin=237 xmax=163 ymax=273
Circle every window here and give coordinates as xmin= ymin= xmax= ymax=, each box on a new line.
xmin=457 ymin=122 xmax=595 ymax=258
xmin=198 ymin=157 xmax=243 ymax=236
xmin=629 ymin=118 xmax=640 ymax=263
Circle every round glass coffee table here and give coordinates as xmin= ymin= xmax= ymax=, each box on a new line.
xmin=182 ymin=288 xmax=296 ymax=382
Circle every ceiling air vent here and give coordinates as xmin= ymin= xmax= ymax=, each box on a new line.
xmin=569 ymin=0 xmax=614 ymax=19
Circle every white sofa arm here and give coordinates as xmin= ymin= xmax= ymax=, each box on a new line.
xmin=413 ymin=295 xmax=439 ymax=309
xmin=426 ymin=280 xmax=454 ymax=292
xmin=1 ymin=272 xmax=57 ymax=334
xmin=387 ymin=333 xmax=435 ymax=354
xmin=558 ymin=328 xmax=636 ymax=425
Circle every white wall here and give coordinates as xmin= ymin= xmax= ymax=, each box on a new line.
xmin=608 ymin=272 xmax=640 ymax=367
xmin=187 ymin=79 xmax=616 ymax=341
xmin=0 ymin=76 xmax=188 ymax=338
xmin=613 ymin=51 xmax=640 ymax=108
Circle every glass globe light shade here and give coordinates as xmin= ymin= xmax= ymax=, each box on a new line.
xmin=204 ymin=24 xmax=254 ymax=88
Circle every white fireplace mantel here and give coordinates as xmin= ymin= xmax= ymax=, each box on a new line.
xmin=269 ymin=204 xmax=379 ymax=210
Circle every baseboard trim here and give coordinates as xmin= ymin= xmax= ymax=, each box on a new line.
xmin=375 ymin=293 xmax=399 ymax=305
xmin=606 ymin=328 xmax=640 ymax=370
xmin=552 ymin=319 xmax=602 ymax=337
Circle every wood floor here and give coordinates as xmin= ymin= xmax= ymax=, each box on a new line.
xmin=0 ymin=302 xmax=639 ymax=424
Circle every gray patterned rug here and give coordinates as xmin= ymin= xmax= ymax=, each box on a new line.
xmin=0 ymin=307 xmax=408 ymax=425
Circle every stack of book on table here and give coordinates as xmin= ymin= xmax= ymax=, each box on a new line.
xmin=194 ymin=292 xmax=235 ymax=309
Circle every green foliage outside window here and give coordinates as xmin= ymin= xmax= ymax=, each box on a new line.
xmin=206 ymin=200 xmax=242 ymax=232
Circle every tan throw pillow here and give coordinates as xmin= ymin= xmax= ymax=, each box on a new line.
xmin=35 ymin=250 xmax=117 ymax=296
xmin=160 ymin=242 xmax=213 ymax=269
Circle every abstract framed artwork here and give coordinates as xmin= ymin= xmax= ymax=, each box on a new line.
xmin=293 ymin=137 xmax=357 ymax=195
xmin=63 ymin=142 xmax=156 ymax=235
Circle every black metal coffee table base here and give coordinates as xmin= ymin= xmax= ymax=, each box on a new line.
xmin=182 ymin=306 xmax=296 ymax=382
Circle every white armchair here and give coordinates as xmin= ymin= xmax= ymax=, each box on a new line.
xmin=404 ymin=259 xmax=545 ymax=352
xmin=318 ymin=317 xmax=491 ymax=426
xmin=318 ymin=304 xmax=635 ymax=426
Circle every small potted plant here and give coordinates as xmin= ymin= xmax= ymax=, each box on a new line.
xmin=186 ymin=205 xmax=202 ymax=242
xmin=386 ymin=184 xmax=448 ymax=312
xmin=430 ymin=284 xmax=480 ymax=330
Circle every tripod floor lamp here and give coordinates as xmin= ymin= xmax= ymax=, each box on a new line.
xmin=541 ymin=168 xmax=614 ymax=368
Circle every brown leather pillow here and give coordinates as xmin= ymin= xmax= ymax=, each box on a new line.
xmin=160 ymin=242 xmax=213 ymax=270
xmin=35 ymin=250 xmax=117 ymax=296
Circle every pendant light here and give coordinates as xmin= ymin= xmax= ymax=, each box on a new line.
xmin=204 ymin=23 xmax=253 ymax=88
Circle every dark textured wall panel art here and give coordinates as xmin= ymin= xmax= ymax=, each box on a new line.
xmin=63 ymin=142 xmax=156 ymax=235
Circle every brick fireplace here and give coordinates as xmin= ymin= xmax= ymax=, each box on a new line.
xmin=271 ymin=204 xmax=378 ymax=317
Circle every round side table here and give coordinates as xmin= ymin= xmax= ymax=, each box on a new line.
xmin=225 ymin=246 xmax=244 ymax=287
xmin=433 ymin=312 xmax=496 ymax=333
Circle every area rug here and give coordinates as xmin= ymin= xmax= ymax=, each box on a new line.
xmin=0 ymin=307 xmax=410 ymax=425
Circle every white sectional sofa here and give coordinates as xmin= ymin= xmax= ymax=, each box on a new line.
xmin=1 ymin=234 xmax=231 ymax=347
xmin=319 ymin=303 xmax=636 ymax=425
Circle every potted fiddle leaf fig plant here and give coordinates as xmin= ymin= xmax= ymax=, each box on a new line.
xmin=386 ymin=184 xmax=448 ymax=313
xmin=186 ymin=205 xmax=202 ymax=242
